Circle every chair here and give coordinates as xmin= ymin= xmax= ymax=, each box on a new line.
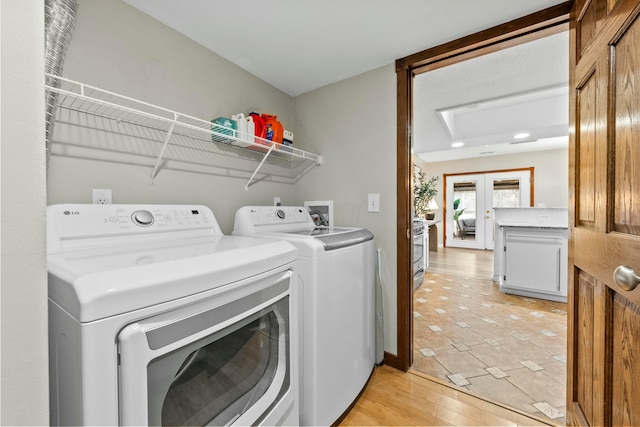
xmin=457 ymin=218 xmax=476 ymax=239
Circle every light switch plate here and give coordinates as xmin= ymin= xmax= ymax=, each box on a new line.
xmin=368 ymin=193 xmax=380 ymax=212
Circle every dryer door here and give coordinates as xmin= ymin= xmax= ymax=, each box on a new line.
xmin=117 ymin=270 xmax=294 ymax=426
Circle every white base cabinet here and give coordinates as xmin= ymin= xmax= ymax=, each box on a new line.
xmin=498 ymin=227 xmax=568 ymax=302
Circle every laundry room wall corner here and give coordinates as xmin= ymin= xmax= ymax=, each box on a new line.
xmin=293 ymin=64 xmax=398 ymax=355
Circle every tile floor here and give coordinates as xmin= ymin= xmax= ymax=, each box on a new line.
xmin=412 ymin=269 xmax=567 ymax=424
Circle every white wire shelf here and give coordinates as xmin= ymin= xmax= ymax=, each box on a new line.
xmin=45 ymin=74 xmax=322 ymax=189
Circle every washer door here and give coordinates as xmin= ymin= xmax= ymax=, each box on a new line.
xmin=118 ymin=270 xmax=293 ymax=426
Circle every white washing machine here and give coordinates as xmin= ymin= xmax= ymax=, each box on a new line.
xmin=47 ymin=204 xmax=299 ymax=426
xmin=234 ymin=206 xmax=376 ymax=426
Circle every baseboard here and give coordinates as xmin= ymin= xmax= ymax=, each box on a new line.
xmin=382 ymin=351 xmax=401 ymax=370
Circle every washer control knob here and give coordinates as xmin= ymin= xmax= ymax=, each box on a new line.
xmin=276 ymin=209 xmax=286 ymax=219
xmin=132 ymin=210 xmax=154 ymax=226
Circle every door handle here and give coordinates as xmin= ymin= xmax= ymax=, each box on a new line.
xmin=613 ymin=265 xmax=640 ymax=291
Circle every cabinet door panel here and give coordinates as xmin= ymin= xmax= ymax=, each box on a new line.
xmin=505 ymin=235 xmax=562 ymax=294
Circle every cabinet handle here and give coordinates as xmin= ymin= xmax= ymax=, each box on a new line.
xmin=613 ymin=265 xmax=640 ymax=292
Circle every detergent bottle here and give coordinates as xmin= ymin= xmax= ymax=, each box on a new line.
xmin=245 ymin=115 xmax=255 ymax=145
xmin=230 ymin=113 xmax=248 ymax=146
xmin=261 ymin=114 xmax=284 ymax=145
xmin=249 ymin=112 xmax=268 ymax=151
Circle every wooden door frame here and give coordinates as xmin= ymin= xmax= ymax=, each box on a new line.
xmin=388 ymin=2 xmax=573 ymax=371
xmin=442 ymin=167 xmax=535 ymax=248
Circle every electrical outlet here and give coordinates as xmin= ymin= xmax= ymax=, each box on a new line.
xmin=368 ymin=193 xmax=380 ymax=212
xmin=92 ymin=189 xmax=112 ymax=204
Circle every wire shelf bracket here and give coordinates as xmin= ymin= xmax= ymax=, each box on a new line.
xmin=150 ymin=118 xmax=177 ymax=183
xmin=245 ymin=144 xmax=276 ymax=191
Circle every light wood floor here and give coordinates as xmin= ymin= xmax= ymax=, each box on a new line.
xmin=339 ymin=365 xmax=549 ymax=426
xmin=427 ymin=246 xmax=494 ymax=279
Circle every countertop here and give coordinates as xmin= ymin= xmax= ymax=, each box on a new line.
xmin=496 ymin=221 xmax=568 ymax=229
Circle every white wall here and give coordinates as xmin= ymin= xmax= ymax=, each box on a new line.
xmin=1 ymin=1 xmax=49 ymax=424
xmin=293 ymin=64 xmax=398 ymax=354
xmin=48 ymin=0 xmax=301 ymax=233
xmin=419 ymin=148 xmax=568 ymax=246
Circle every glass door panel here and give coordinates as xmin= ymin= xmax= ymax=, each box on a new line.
xmin=446 ymin=175 xmax=484 ymax=249
xmin=144 ymin=297 xmax=290 ymax=427
xmin=118 ymin=271 xmax=294 ymax=427
xmin=453 ymin=181 xmax=478 ymax=242
xmin=492 ymin=179 xmax=521 ymax=207
xmin=484 ymin=171 xmax=531 ymax=249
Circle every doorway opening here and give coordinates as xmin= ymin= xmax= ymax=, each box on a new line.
xmin=387 ymin=2 xmax=571 ymax=424
xmin=411 ymin=49 xmax=568 ymax=422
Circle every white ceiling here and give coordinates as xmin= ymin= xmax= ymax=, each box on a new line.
xmin=413 ymin=30 xmax=569 ymax=161
xmin=123 ymin=0 xmax=567 ymax=97
xmin=122 ymin=0 xmax=569 ymax=161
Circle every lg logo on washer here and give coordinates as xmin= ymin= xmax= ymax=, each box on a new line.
xmin=63 ymin=210 xmax=80 ymax=215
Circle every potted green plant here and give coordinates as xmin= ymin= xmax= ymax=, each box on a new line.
xmin=414 ymin=171 xmax=439 ymax=219
xmin=453 ymin=198 xmax=465 ymax=236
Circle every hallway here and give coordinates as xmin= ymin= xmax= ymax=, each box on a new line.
xmin=412 ymin=248 xmax=567 ymax=424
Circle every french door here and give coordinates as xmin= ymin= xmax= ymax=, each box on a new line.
xmin=445 ymin=169 xmax=532 ymax=250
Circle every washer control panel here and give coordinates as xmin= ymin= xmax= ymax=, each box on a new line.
xmin=253 ymin=206 xmax=310 ymax=225
xmin=234 ymin=206 xmax=315 ymax=235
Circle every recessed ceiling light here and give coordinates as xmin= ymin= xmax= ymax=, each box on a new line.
xmin=451 ymin=142 xmax=464 ymax=148
xmin=514 ymin=132 xmax=530 ymax=139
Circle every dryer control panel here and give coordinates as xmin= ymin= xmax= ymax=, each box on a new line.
xmin=47 ymin=204 xmax=222 ymax=254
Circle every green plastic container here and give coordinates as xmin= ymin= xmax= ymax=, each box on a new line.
xmin=211 ymin=117 xmax=237 ymax=144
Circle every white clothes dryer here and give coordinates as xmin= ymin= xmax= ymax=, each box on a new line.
xmin=47 ymin=204 xmax=299 ymax=426
xmin=234 ymin=206 xmax=376 ymax=426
